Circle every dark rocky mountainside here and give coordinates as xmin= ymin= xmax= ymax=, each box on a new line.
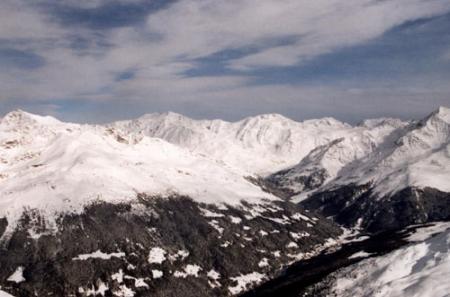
xmin=0 ymin=195 xmax=341 ymax=297
xmin=239 ymin=223 xmax=439 ymax=297
xmin=301 ymin=185 xmax=450 ymax=233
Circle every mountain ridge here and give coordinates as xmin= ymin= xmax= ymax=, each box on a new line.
xmin=1 ymin=106 xmax=449 ymax=234
xmin=0 ymin=106 xmax=449 ymax=296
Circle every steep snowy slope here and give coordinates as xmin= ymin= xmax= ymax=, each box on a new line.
xmin=300 ymin=107 xmax=450 ymax=231
xmin=267 ymin=118 xmax=407 ymax=196
xmin=0 ymin=110 xmax=279 ymax=229
xmin=110 ymin=112 xmax=352 ymax=174
xmin=334 ymin=106 xmax=450 ymax=196
xmin=325 ymin=227 xmax=450 ymax=297
xmin=114 ymin=109 xmax=447 ymax=200
xmin=269 ymin=107 xmax=450 ymax=202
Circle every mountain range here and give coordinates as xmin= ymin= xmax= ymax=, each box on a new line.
xmin=0 ymin=107 xmax=449 ymax=296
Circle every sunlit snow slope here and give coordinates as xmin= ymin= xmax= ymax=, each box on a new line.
xmin=0 ymin=110 xmax=276 ymax=227
xmin=1 ymin=107 xmax=449 ymax=231
xmin=111 ymin=107 xmax=450 ymax=199
xmin=110 ymin=112 xmax=352 ymax=174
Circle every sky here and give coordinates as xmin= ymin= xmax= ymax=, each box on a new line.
xmin=1 ymin=0 xmax=450 ymax=124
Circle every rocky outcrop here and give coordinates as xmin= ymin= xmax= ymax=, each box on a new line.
xmin=266 ymin=168 xmax=329 ymax=196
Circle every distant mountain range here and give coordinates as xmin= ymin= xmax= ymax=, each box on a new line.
xmin=0 ymin=107 xmax=449 ymax=296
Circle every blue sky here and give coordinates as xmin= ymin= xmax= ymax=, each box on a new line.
xmin=1 ymin=0 xmax=450 ymax=123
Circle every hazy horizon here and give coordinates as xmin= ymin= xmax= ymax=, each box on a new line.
xmin=1 ymin=104 xmax=449 ymax=126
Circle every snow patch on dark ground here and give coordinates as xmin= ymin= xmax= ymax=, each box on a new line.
xmin=0 ymin=195 xmax=341 ymax=297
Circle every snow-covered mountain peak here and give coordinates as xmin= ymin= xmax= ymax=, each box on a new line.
xmin=137 ymin=111 xmax=192 ymax=123
xmin=268 ymin=119 xmax=409 ymax=197
xmin=0 ymin=110 xmax=80 ymax=158
xmin=302 ymin=117 xmax=349 ymax=129
xmin=396 ymin=107 xmax=450 ymax=151
xmin=358 ymin=117 xmax=407 ymax=129
xmin=0 ymin=113 xmax=280 ymax=231
xmin=269 ymin=106 xmax=450 ymax=202
xmin=110 ymin=113 xmax=354 ymax=174
xmin=1 ymin=109 xmax=61 ymax=128
xmin=2 ymin=108 xmax=449 ymax=235
xmin=238 ymin=113 xmax=294 ymax=125
xmin=416 ymin=106 xmax=450 ymax=131
xmin=430 ymin=106 xmax=450 ymax=123
xmin=317 ymin=107 xmax=450 ymax=197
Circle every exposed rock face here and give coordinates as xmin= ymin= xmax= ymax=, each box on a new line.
xmin=267 ymin=168 xmax=329 ymax=196
xmin=302 ymin=185 xmax=450 ymax=233
xmin=0 ymin=218 xmax=7 ymax=240
xmin=0 ymin=196 xmax=341 ymax=297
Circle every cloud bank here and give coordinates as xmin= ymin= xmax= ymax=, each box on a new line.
xmin=0 ymin=0 xmax=450 ymax=122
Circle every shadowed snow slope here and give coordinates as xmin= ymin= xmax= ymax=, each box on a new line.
xmin=333 ymin=106 xmax=450 ymax=197
xmin=328 ymin=228 xmax=450 ymax=297
xmin=269 ymin=107 xmax=450 ymax=201
xmin=267 ymin=118 xmax=407 ymax=196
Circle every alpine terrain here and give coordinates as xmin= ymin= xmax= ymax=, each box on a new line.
xmin=0 ymin=107 xmax=449 ymax=297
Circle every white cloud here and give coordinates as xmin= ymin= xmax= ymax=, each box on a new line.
xmin=142 ymin=0 xmax=450 ymax=69
xmin=0 ymin=0 xmax=449 ymax=121
xmin=0 ymin=2 xmax=64 ymax=40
